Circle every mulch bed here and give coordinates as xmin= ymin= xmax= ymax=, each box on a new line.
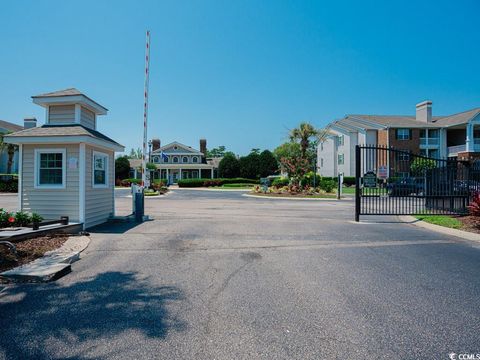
xmin=0 ymin=234 xmax=68 ymax=273
xmin=457 ymin=216 xmax=480 ymax=234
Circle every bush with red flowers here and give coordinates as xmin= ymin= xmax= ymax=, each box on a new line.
xmin=0 ymin=209 xmax=43 ymax=228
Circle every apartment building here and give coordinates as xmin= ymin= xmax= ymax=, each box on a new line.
xmin=318 ymin=101 xmax=480 ymax=177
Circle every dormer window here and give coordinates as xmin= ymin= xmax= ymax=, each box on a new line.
xmin=153 ymin=156 xmax=159 ymax=163
xmin=192 ymin=157 xmax=198 ymax=163
xmin=173 ymin=156 xmax=179 ymax=163
xmin=182 ymin=156 xmax=188 ymax=163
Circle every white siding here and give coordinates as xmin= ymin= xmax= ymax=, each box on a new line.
xmin=84 ymin=145 xmax=114 ymax=228
xmin=21 ymin=144 xmax=79 ymax=221
xmin=80 ymin=107 xmax=96 ymax=129
xmin=48 ymin=105 xmax=75 ymax=125
xmin=318 ymin=137 xmax=336 ymax=177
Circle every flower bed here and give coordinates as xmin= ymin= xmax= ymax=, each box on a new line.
xmin=251 ymin=184 xmax=337 ymax=198
xmin=0 ymin=209 xmax=43 ymax=229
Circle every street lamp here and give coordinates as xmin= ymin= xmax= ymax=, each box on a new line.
xmin=148 ymin=140 xmax=152 ymax=162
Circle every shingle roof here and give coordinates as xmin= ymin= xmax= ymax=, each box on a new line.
xmin=0 ymin=120 xmax=23 ymax=133
xmin=32 ymin=88 xmax=83 ymax=98
xmin=32 ymin=88 xmax=108 ymax=112
xmin=6 ymin=124 xmax=122 ymax=147
xmin=334 ymin=107 xmax=480 ymax=130
xmin=433 ymin=108 xmax=480 ymax=126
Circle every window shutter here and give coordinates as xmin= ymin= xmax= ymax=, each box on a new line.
xmin=395 ymin=129 xmax=399 ymax=140
xmin=409 ymin=129 xmax=413 ymax=140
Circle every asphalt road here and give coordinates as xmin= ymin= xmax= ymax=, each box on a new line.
xmin=1 ymin=189 xmax=480 ymax=359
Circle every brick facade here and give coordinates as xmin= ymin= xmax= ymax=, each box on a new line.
xmin=388 ymin=128 xmax=421 ymax=154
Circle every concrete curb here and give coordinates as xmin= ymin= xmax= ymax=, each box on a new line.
xmin=242 ymin=193 xmax=353 ymax=201
xmin=398 ymin=215 xmax=480 ymax=242
xmin=0 ymin=235 xmax=91 ymax=283
xmin=174 ymin=187 xmax=251 ymax=192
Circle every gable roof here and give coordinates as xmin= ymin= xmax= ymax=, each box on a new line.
xmin=153 ymin=141 xmax=203 ymax=155
xmin=4 ymin=124 xmax=124 ymax=151
xmin=329 ymin=107 xmax=480 ymax=131
xmin=0 ymin=120 xmax=23 ymax=133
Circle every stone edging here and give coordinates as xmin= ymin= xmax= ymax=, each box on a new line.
xmin=242 ymin=193 xmax=352 ymax=201
xmin=0 ymin=235 xmax=91 ymax=283
xmin=398 ymin=215 xmax=480 ymax=242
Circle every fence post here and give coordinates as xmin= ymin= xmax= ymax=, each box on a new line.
xmin=355 ymin=145 xmax=361 ymax=222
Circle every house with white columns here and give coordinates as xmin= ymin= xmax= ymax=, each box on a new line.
xmin=129 ymin=139 xmax=217 ymax=183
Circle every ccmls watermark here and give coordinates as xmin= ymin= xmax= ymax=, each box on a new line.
xmin=448 ymin=353 xmax=480 ymax=360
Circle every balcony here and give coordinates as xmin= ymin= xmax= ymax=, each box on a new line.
xmin=419 ymin=137 xmax=439 ymax=146
xmin=448 ymin=140 xmax=480 ymax=156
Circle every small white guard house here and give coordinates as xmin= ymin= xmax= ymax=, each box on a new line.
xmin=4 ymin=88 xmax=124 ymax=229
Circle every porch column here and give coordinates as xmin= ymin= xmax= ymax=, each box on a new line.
xmin=198 ymin=169 xmax=201 ymax=179
xmin=466 ymin=123 xmax=474 ymax=152
xmin=179 ymin=168 xmax=182 ymax=180
xmin=166 ymin=168 xmax=169 ymax=184
xmin=211 ymin=168 xmax=214 ymax=179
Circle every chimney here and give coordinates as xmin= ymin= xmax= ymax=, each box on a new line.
xmin=24 ymin=117 xmax=37 ymax=129
xmin=200 ymin=138 xmax=207 ymax=158
xmin=416 ymin=100 xmax=433 ymax=123
xmin=152 ymin=138 xmax=160 ymax=151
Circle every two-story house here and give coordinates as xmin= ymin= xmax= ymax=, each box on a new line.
xmin=129 ymin=139 xmax=218 ymax=184
xmin=318 ymin=101 xmax=480 ymax=177
xmin=0 ymin=119 xmax=26 ymax=174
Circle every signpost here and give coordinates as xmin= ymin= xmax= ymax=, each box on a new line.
xmin=363 ymin=171 xmax=377 ymax=188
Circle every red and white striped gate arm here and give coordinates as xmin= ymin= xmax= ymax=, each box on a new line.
xmin=142 ymin=30 xmax=151 ymax=187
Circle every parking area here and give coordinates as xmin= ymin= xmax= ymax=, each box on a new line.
xmin=1 ymin=189 xmax=480 ymax=359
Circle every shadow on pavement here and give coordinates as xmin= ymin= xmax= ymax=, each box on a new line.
xmin=0 ymin=272 xmax=186 ymax=359
xmin=89 ymin=220 xmax=152 ymax=234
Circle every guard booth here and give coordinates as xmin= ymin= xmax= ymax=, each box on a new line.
xmin=4 ymin=88 xmax=125 ymax=229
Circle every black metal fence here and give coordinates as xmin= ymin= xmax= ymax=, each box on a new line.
xmin=355 ymin=145 xmax=480 ymax=221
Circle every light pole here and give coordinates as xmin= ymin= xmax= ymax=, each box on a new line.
xmin=148 ymin=140 xmax=152 ymax=162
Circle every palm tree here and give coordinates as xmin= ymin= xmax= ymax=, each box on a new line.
xmin=0 ymin=131 xmax=17 ymax=174
xmin=289 ymin=122 xmax=319 ymax=159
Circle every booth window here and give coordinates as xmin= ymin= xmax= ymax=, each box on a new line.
xmin=93 ymin=151 xmax=108 ymax=188
xmin=35 ymin=149 xmax=66 ymax=188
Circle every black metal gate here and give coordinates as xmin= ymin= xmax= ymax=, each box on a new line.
xmin=354 ymin=145 xmax=480 ymax=221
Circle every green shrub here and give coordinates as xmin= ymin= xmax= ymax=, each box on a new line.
xmin=319 ymin=179 xmax=336 ymax=193
xmin=0 ymin=209 xmax=43 ymax=228
xmin=177 ymin=178 xmax=259 ymax=188
xmin=272 ymin=177 xmax=289 ymax=187
xmin=343 ymin=176 xmax=355 ymax=186
xmin=119 ymin=178 xmax=142 ymax=187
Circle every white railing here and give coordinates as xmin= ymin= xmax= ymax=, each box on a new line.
xmin=420 ymin=137 xmax=439 ymax=146
xmin=448 ymin=144 xmax=466 ymax=155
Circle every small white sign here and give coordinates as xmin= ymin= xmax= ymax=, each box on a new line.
xmin=68 ymin=157 xmax=78 ymax=169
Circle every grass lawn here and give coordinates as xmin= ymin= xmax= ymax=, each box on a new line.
xmin=340 ymin=186 xmax=356 ymax=195
xmin=414 ymin=214 xmax=463 ymax=229
xmin=222 ymin=183 xmax=255 ymax=188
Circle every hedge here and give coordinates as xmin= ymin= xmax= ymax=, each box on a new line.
xmin=178 ymin=178 xmax=259 ymax=188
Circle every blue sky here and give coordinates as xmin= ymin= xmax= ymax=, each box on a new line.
xmin=0 ymin=0 xmax=479 ymax=155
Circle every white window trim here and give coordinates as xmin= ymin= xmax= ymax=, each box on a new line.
xmin=182 ymin=156 xmax=189 ymax=163
xmin=192 ymin=156 xmax=198 ymax=163
xmin=34 ymin=148 xmax=67 ymax=189
xmin=92 ymin=150 xmax=109 ymax=189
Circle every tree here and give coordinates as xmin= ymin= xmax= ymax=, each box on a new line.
xmin=289 ymin=122 xmax=319 ymax=159
xmin=258 ymin=150 xmax=278 ymax=177
xmin=250 ymin=148 xmax=260 ymax=155
xmin=0 ymin=131 xmax=17 ymax=174
xmin=239 ymin=152 xmax=261 ymax=179
xmin=127 ymin=148 xmax=142 ymax=159
xmin=218 ymin=153 xmax=240 ymax=178
xmin=115 ymin=156 xmax=131 ymax=180
xmin=207 ymin=146 xmax=226 ymax=158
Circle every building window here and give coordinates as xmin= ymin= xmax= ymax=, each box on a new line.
xmin=182 ymin=156 xmax=188 ymax=163
xmin=396 ymin=152 xmax=410 ymax=161
xmin=35 ymin=149 xmax=66 ymax=188
xmin=192 ymin=157 xmax=198 ymax=163
xmin=173 ymin=156 xmax=179 ymax=163
xmin=320 ymin=158 xmax=324 ymax=167
xmin=338 ymin=135 xmax=344 ymax=146
xmin=93 ymin=151 xmax=108 ymax=188
xmin=396 ymin=128 xmax=411 ymax=140
xmin=153 ymin=156 xmax=159 ymax=163
xmin=338 ymin=153 xmax=344 ymax=165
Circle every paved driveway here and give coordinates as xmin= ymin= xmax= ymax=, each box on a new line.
xmin=1 ymin=189 xmax=480 ymax=359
